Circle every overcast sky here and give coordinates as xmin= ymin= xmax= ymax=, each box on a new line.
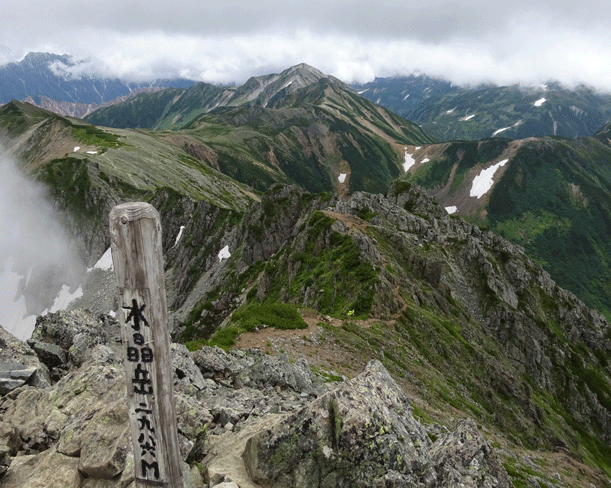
xmin=3 ymin=0 xmax=611 ymax=89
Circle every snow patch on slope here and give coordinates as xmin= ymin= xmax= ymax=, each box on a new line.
xmin=534 ymin=98 xmax=546 ymax=107
xmin=218 ymin=245 xmax=231 ymax=261
xmin=470 ymin=160 xmax=508 ymax=199
xmin=88 ymin=247 xmax=113 ymax=272
xmin=174 ymin=226 xmax=186 ymax=247
xmin=49 ymin=285 xmax=83 ymax=313
xmin=403 ymin=147 xmax=416 ymax=172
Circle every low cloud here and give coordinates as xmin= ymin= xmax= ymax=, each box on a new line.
xmin=0 ymin=148 xmax=85 ymax=339
xmin=5 ymin=1 xmax=611 ymax=90
xmin=29 ymin=26 xmax=611 ymax=92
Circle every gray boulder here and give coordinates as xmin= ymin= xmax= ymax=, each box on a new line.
xmin=193 ymin=346 xmax=316 ymax=394
xmin=26 ymin=310 xmax=122 ymax=381
xmin=0 ymin=325 xmax=50 ymax=392
xmin=0 ymin=363 xmax=37 ymax=395
xmin=203 ymin=360 xmax=510 ymax=488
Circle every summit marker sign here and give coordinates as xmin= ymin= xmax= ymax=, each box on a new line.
xmin=109 ymin=202 xmax=183 ymax=488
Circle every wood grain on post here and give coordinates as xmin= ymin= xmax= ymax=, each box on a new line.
xmin=109 ymin=202 xmax=183 ymax=488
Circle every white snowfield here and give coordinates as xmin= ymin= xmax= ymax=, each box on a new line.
xmin=462 ymin=114 xmax=475 ymax=121
xmin=174 ymin=225 xmax=186 ymax=246
xmin=403 ymin=148 xmax=416 ymax=172
xmin=338 ymin=173 xmax=347 ymax=183
xmin=470 ymin=159 xmax=509 ymax=198
xmin=49 ymin=285 xmax=83 ymax=313
xmin=445 ymin=206 xmax=458 ymax=214
xmin=73 ymin=146 xmax=80 ymax=152
xmin=88 ymin=247 xmax=113 ymax=272
xmin=534 ymin=98 xmax=546 ymax=107
xmin=218 ymin=245 xmax=231 ymax=261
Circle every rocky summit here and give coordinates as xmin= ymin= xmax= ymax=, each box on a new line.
xmin=0 ymin=310 xmax=509 ymax=487
xmin=2 ymin=62 xmax=611 ymax=487
xmin=1 ymin=182 xmax=611 ymax=486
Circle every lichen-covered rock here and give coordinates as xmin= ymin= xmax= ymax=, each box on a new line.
xmin=0 ymin=386 xmax=55 ymax=453
xmin=202 ymin=360 xmax=511 ymax=488
xmin=0 ymin=447 xmax=83 ymax=488
xmin=243 ymin=359 xmax=429 ymax=487
xmin=0 ymin=325 xmax=50 ymax=391
xmin=428 ymin=419 xmax=510 ymax=488
xmin=193 ymin=347 xmax=316 ymax=394
xmin=172 ymin=343 xmax=207 ymax=391
xmin=26 ymin=310 xmax=122 ymax=381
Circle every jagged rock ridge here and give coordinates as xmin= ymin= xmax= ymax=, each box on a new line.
xmin=0 ymin=310 xmax=511 ymax=487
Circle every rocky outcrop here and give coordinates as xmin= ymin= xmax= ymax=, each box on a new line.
xmin=0 ymin=313 xmax=510 ymax=487
xmin=242 ymin=360 xmax=510 ymax=488
xmin=0 ymin=324 xmax=50 ymax=393
xmin=26 ymin=309 xmax=123 ymax=381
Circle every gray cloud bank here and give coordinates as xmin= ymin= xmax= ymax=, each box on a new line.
xmin=2 ymin=1 xmax=611 ymax=90
xmin=0 ymin=149 xmax=85 ymax=339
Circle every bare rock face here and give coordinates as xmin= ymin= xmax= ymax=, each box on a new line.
xmin=0 ymin=325 xmax=50 ymax=393
xmin=26 ymin=310 xmax=122 ymax=381
xmin=0 ymin=447 xmax=83 ymax=488
xmin=240 ymin=360 xmax=510 ymax=488
xmin=0 ymin=323 xmax=510 ymax=488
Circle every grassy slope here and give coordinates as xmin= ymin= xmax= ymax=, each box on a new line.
xmin=405 ymin=134 xmax=611 ymax=318
xmin=177 ymin=184 xmax=611 ymax=487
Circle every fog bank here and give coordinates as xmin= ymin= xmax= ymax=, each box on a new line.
xmin=0 ymin=149 xmax=85 ymax=339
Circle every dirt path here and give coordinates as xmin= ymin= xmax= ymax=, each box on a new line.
xmin=232 ymin=308 xmax=374 ymax=379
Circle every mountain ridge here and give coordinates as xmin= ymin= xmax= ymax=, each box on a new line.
xmin=401 ymin=128 xmax=611 ymax=318
xmin=82 ymin=66 xmax=434 ymax=195
xmin=2 ymin=59 xmax=611 ymax=487
xmin=0 ymin=52 xmax=196 ymax=105
xmin=353 ymin=76 xmax=611 ymax=140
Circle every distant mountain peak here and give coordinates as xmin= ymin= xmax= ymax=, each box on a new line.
xmin=282 ymin=63 xmax=325 ymax=78
xmin=227 ymin=63 xmax=342 ymax=108
xmin=0 ymin=52 xmax=196 ymax=105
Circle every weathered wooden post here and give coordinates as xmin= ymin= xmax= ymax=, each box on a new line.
xmin=109 ymin=202 xmax=184 ymax=488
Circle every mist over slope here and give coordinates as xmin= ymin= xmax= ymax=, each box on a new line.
xmin=0 ymin=52 xmax=196 ymax=105
xmin=0 ymin=148 xmax=85 ymax=339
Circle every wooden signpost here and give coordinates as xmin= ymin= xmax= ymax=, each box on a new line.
xmin=109 ymin=202 xmax=183 ymax=488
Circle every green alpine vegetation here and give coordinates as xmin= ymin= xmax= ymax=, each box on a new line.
xmin=84 ymin=64 xmax=434 ymax=194
xmin=2 ymin=63 xmax=611 ymax=487
xmin=403 ymin=129 xmax=611 ymax=318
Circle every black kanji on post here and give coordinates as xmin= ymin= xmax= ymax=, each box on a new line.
xmin=137 ymin=415 xmax=156 ymax=432
xmin=132 ymin=363 xmax=154 ymax=395
xmin=138 ymin=432 xmax=157 ymax=456
xmin=123 ymin=298 xmax=149 ymax=331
